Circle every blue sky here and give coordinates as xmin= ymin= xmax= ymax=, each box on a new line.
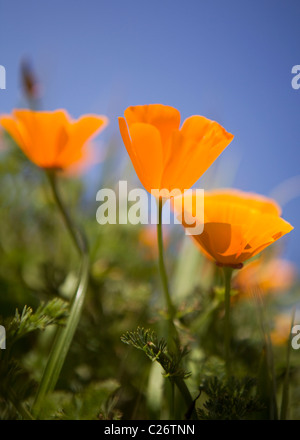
xmin=1 ymin=0 xmax=300 ymax=264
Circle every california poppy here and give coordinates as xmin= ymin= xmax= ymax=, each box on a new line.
xmin=118 ymin=104 xmax=234 ymax=195
xmin=173 ymin=189 xmax=294 ymax=268
xmin=0 ymin=109 xmax=108 ymax=170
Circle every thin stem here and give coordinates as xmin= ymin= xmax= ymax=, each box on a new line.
xmin=47 ymin=171 xmax=87 ymax=255
xmin=169 ymin=380 xmax=175 ymax=420
xmin=32 ymin=171 xmax=89 ymax=417
xmin=173 ymin=377 xmax=198 ymax=420
xmin=157 ymin=197 xmax=176 ymax=319
xmin=280 ymin=307 xmax=296 ymax=420
xmin=253 ymin=287 xmax=278 ymax=420
xmin=157 ymin=197 xmax=179 ymax=357
xmin=223 ymin=267 xmax=233 ymax=376
xmin=158 ymin=348 xmax=197 ymax=419
xmin=157 ymin=198 xmax=185 ymax=418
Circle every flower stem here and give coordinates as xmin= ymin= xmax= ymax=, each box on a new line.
xmin=32 ymin=171 xmax=89 ymax=417
xmin=157 ymin=197 xmax=182 ymax=417
xmin=169 ymin=380 xmax=175 ymax=420
xmin=223 ymin=267 xmax=233 ymax=376
xmin=280 ymin=308 xmax=295 ymax=420
xmin=47 ymin=171 xmax=87 ymax=255
xmin=173 ymin=377 xmax=198 ymax=420
xmin=157 ymin=197 xmax=176 ymax=320
xmin=157 ymin=197 xmax=179 ymax=356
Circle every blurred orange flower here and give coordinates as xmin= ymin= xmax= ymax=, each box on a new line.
xmin=0 ymin=109 xmax=108 ymax=170
xmin=63 ymin=140 xmax=106 ymax=177
xmin=270 ymin=313 xmax=293 ymax=346
xmin=233 ymin=257 xmax=297 ymax=295
xmin=173 ymin=189 xmax=294 ymax=268
xmin=118 ymin=104 xmax=234 ymax=195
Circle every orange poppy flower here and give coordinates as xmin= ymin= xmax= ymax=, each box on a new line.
xmin=0 ymin=109 xmax=108 ymax=170
xmin=118 ymin=104 xmax=234 ymax=195
xmin=173 ymin=189 xmax=294 ymax=268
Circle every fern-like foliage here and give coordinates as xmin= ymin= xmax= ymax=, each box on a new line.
xmin=6 ymin=297 xmax=69 ymax=343
xmin=0 ymin=298 xmax=69 ymax=419
xmin=197 ymin=376 xmax=265 ymax=420
xmin=121 ymin=327 xmax=190 ymax=380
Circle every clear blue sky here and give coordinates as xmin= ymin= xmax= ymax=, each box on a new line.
xmin=1 ymin=0 xmax=300 ymax=264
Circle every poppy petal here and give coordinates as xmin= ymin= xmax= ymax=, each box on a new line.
xmin=0 ymin=115 xmax=29 ymax=155
xmin=162 ymin=116 xmax=234 ymax=191
xmin=12 ymin=109 xmax=70 ymax=167
xmin=174 ymin=189 xmax=294 ymax=267
xmin=119 ymin=117 xmax=154 ymax=192
xmin=56 ymin=115 xmax=108 ymax=167
xmin=127 ymin=122 xmax=164 ymax=192
xmin=124 ymin=104 xmax=180 ymax=160
xmin=204 ymin=189 xmax=281 ymax=216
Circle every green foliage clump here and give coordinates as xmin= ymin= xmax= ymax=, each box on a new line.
xmin=197 ymin=376 xmax=265 ymax=420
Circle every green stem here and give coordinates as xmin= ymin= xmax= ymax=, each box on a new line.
xmin=157 ymin=197 xmax=183 ymax=418
xmin=159 ymin=348 xmax=197 ymax=419
xmin=169 ymin=379 xmax=175 ymax=420
xmin=157 ymin=197 xmax=176 ymax=320
xmin=254 ymin=289 xmax=278 ymax=420
xmin=223 ymin=267 xmax=233 ymax=376
xmin=173 ymin=377 xmax=198 ymax=420
xmin=47 ymin=171 xmax=87 ymax=255
xmin=280 ymin=307 xmax=296 ymax=420
xmin=32 ymin=171 xmax=89 ymax=417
